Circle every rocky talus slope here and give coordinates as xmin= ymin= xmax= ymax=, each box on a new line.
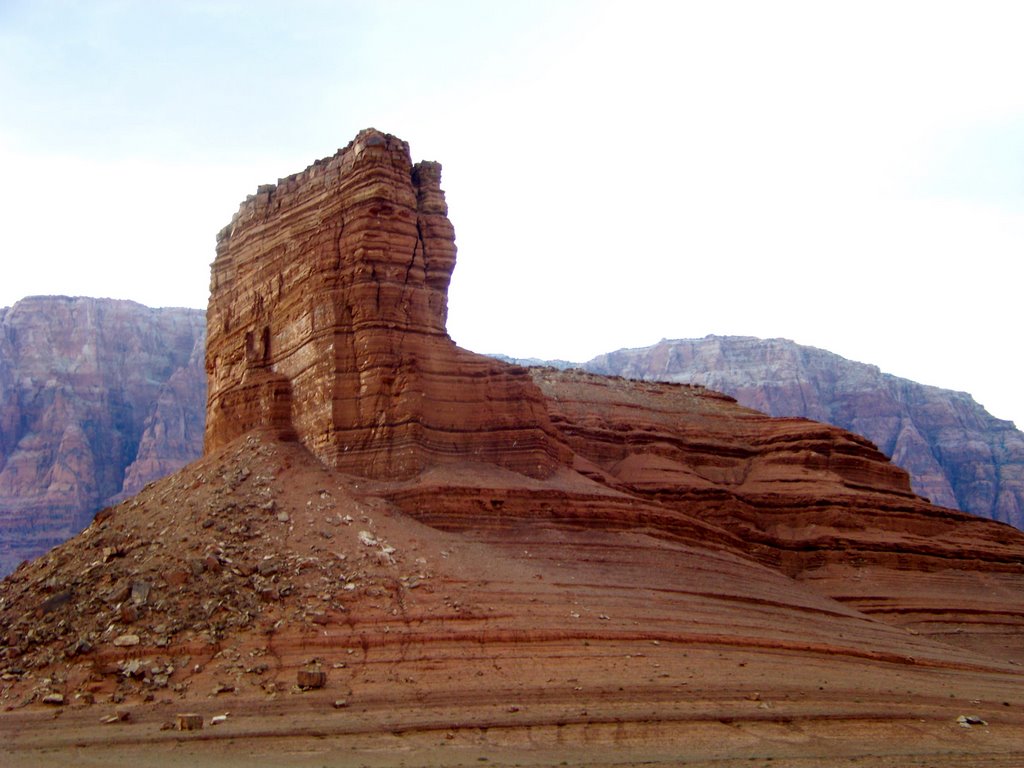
xmin=2 ymin=130 xmax=1023 ymax=767
xmin=584 ymin=337 xmax=1024 ymax=529
xmin=0 ymin=298 xmax=206 ymax=576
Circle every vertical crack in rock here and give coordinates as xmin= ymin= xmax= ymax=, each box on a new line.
xmin=407 ymin=222 xmax=422 ymax=287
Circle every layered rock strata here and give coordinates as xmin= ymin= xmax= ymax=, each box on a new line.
xmin=2 ymin=131 xmax=1023 ymax=765
xmin=584 ymin=336 xmax=1024 ymax=529
xmin=527 ymin=369 xmax=1024 ymax=657
xmin=206 ymin=129 xmax=570 ymax=479
xmin=0 ymin=297 xmax=206 ymax=576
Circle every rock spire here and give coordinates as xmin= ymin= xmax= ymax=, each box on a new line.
xmin=205 ymin=129 xmax=570 ymax=478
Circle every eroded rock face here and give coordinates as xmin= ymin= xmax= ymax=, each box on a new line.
xmin=0 ymin=297 xmax=206 ymax=576
xmin=1 ymin=133 xmax=1023 ymax=757
xmin=118 ymin=332 xmax=207 ymax=500
xmin=585 ymin=337 xmax=1024 ymax=529
xmin=205 ymin=128 xmax=570 ymax=479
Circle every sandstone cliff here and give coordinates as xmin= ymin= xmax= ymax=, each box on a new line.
xmin=2 ymin=132 xmax=1022 ymax=765
xmin=206 ymin=128 xmax=570 ymax=478
xmin=584 ymin=337 xmax=1024 ymax=529
xmin=0 ymin=297 xmax=206 ymax=576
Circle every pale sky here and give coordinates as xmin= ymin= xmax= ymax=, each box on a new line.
xmin=1 ymin=1 xmax=1022 ymax=427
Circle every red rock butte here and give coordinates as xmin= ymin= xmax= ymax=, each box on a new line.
xmin=3 ymin=129 xmax=1024 ymax=766
xmin=206 ymin=128 xmax=568 ymax=479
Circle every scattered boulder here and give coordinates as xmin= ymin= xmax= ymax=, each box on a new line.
xmin=164 ymin=568 xmax=190 ymax=587
xmin=297 ymin=669 xmax=327 ymax=690
xmin=38 ymin=590 xmax=72 ymax=616
xmin=957 ymin=714 xmax=988 ymax=727
xmin=176 ymin=713 xmax=203 ymax=730
xmin=119 ymin=603 xmax=139 ymax=623
xmin=131 ymin=581 xmax=151 ymax=605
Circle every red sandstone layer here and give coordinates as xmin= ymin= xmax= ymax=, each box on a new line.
xmin=205 ymin=129 xmax=570 ymax=479
xmin=2 ymin=130 xmax=1023 ymax=765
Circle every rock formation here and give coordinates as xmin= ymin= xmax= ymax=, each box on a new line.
xmin=2 ymin=131 xmax=1023 ymax=765
xmin=206 ymin=129 xmax=570 ymax=479
xmin=584 ymin=336 xmax=1024 ymax=529
xmin=0 ymin=297 xmax=206 ymax=576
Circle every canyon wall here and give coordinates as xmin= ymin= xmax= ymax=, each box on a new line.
xmin=0 ymin=297 xmax=205 ymax=576
xmin=584 ymin=337 xmax=1024 ymax=529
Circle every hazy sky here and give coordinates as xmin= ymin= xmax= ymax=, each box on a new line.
xmin=1 ymin=1 xmax=1022 ymax=427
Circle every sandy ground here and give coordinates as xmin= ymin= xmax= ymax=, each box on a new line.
xmin=5 ymin=637 xmax=1022 ymax=768
xmin=5 ymin=697 xmax=1023 ymax=768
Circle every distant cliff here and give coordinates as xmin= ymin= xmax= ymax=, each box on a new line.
xmin=584 ymin=336 xmax=1024 ymax=529
xmin=0 ymin=297 xmax=206 ymax=576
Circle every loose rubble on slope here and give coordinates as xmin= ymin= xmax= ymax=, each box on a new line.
xmin=0 ymin=432 xmax=438 ymax=709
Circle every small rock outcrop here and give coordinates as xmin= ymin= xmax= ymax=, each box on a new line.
xmin=0 ymin=297 xmax=206 ymax=576
xmin=205 ymin=128 xmax=570 ymax=478
xmin=585 ymin=336 xmax=1024 ymax=529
